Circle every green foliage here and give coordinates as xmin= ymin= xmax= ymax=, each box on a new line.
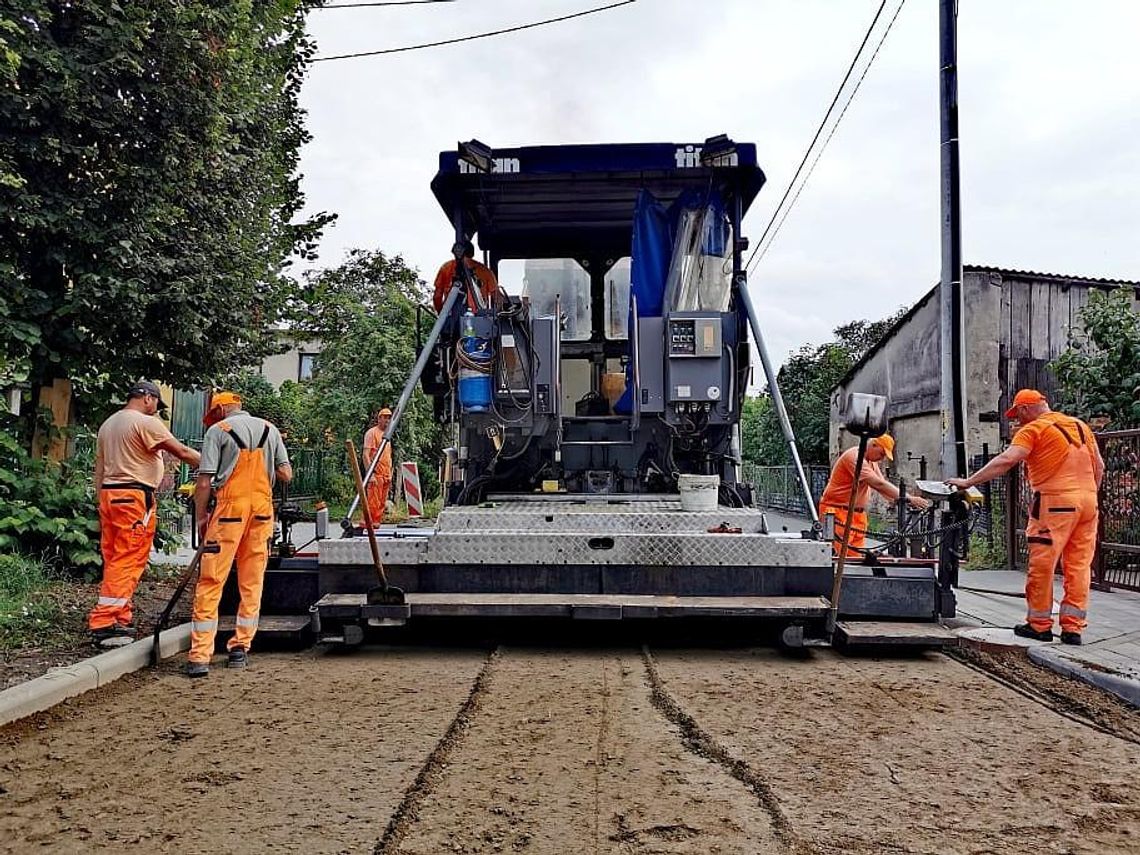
xmin=0 ymin=552 xmax=68 ymax=650
xmin=747 ymin=309 xmax=907 ymax=465
xmin=288 ymin=249 xmax=442 ymax=500
xmin=1051 ymin=288 xmax=1140 ymax=428
xmin=1 ymin=0 xmax=332 ymax=430
xmin=741 ymin=395 xmax=786 ymax=466
xmin=0 ymin=422 xmax=101 ymax=571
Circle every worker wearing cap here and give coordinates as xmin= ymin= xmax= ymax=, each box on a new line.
xmin=432 ymin=239 xmax=504 ymax=313
xmin=948 ymin=389 xmax=1104 ymax=645
xmin=88 ymin=380 xmax=201 ymax=644
xmin=362 ymin=408 xmax=393 ymax=525
xmin=186 ymin=392 xmax=292 ymax=677
xmin=819 ymin=434 xmax=930 ymax=556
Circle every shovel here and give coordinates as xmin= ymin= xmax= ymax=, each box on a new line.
xmin=151 ymin=535 xmax=220 ymax=666
xmin=345 ymin=439 xmax=406 ymax=605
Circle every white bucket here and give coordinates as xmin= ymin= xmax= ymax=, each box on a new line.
xmin=677 ymin=474 xmax=720 ymax=512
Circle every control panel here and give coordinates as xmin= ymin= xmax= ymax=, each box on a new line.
xmin=667 ymin=317 xmax=721 ymax=357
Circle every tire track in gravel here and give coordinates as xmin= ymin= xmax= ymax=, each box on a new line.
xmin=391 ymin=647 xmax=781 ymax=854
xmin=374 ymin=646 xmax=502 ymax=855
xmin=640 ymin=646 xmax=816 ymax=855
xmin=0 ymin=648 xmax=490 ymax=854
xmin=591 ymin=656 xmax=609 ymax=854
xmin=651 ymin=647 xmax=1140 ymax=855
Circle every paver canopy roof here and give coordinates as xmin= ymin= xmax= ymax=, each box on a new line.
xmin=431 ymin=140 xmax=766 ymax=260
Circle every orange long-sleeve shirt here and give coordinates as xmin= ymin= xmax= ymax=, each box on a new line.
xmin=432 ymin=258 xmax=500 ymax=313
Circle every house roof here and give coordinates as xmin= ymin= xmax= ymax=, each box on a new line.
xmin=833 ymin=265 xmax=1140 ymax=390
xmin=964 ymin=264 xmax=1140 ymax=287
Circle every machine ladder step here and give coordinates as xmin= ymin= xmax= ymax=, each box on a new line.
xmin=834 ymin=620 xmax=957 ymax=649
xmin=217 ymin=614 xmax=312 ymax=640
xmin=315 ymin=592 xmax=830 ymax=622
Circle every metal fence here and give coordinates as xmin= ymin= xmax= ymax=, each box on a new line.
xmin=287 ymin=446 xmax=350 ymax=502
xmin=743 ymin=464 xmax=831 ymax=518
xmin=1096 ymin=429 xmax=1140 ymax=592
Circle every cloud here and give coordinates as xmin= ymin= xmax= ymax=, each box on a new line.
xmin=297 ymin=0 xmax=1140 ymax=369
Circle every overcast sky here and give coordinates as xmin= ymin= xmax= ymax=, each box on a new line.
xmin=298 ymin=0 xmax=1140 ymax=367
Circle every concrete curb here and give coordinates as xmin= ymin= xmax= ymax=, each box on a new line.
xmin=0 ymin=623 xmax=192 ymax=727
xmin=1027 ymin=646 xmax=1140 ymax=708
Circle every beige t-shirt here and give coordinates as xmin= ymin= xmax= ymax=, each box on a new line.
xmin=94 ymin=408 xmax=175 ymax=489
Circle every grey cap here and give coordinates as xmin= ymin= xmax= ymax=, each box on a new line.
xmin=127 ymin=380 xmax=167 ymax=411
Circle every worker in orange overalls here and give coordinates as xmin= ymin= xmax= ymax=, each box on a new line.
xmin=948 ymin=389 xmax=1104 ymax=645
xmin=819 ymin=434 xmax=930 ymax=556
xmin=432 ymin=239 xmax=504 ymax=313
xmin=186 ymin=391 xmax=292 ymax=677
xmin=362 ymin=407 xmax=393 ymax=525
xmin=89 ymin=380 xmax=200 ymax=645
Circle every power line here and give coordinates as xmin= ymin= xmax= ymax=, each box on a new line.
xmin=742 ymin=0 xmax=889 ymax=274
xmin=313 ymin=0 xmax=636 ymax=62
xmin=318 ymin=0 xmax=456 ymax=9
xmin=748 ymin=0 xmax=907 ymax=273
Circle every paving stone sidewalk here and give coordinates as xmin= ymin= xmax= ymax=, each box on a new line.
xmin=955 ymin=569 xmax=1140 ymax=707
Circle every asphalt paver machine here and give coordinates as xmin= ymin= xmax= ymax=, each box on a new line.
xmin=256 ymin=137 xmax=957 ymax=649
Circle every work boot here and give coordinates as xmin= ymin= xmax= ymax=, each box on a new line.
xmin=1013 ymin=623 xmax=1054 ymax=642
xmin=227 ymin=647 xmax=248 ymax=669
xmin=1060 ymin=631 xmax=1083 ymax=646
xmin=185 ymin=661 xmax=209 ymax=679
xmin=90 ymin=623 xmax=135 ymax=646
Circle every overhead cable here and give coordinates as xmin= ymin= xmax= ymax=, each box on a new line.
xmin=748 ymin=0 xmax=907 ymax=272
xmin=742 ymin=0 xmax=889 ymax=274
xmin=313 ymin=0 xmax=636 ymax=62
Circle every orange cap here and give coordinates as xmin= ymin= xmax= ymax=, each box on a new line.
xmin=872 ymin=434 xmax=895 ymax=460
xmin=1004 ymin=388 xmax=1047 ymax=419
xmin=378 ymin=407 xmax=392 ymax=417
xmin=209 ymin=391 xmax=242 ymax=409
xmin=203 ymin=391 xmax=242 ymax=427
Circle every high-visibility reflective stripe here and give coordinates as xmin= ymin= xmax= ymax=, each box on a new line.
xmin=97 ymin=596 xmax=129 ymax=607
xmin=192 ymin=619 xmax=219 ymax=632
xmin=235 ymin=614 xmax=259 ymax=628
xmin=1027 ymin=607 xmax=1053 ymax=619
xmin=1059 ymin=604 xmax=1087 ymax=618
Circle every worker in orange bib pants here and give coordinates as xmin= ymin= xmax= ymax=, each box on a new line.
xmin=186 ymin=392 xmax=291 ymax=677
xmin=362 ymin=407 xmax=393 ymax=525
xmin=819 ymin=434 xmax=930 ymax=556
xmin=948 ymin=389 xmax=1104 ymax=645
xmin=89 ymin=380 xmax=200 ymax=645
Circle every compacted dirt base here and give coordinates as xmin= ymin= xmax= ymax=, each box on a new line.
xmin=0 ymin=647 xmax=488 ymax=854
xmin=392 ymin=648 xmax=780 ymax=855
xmin=3 ymin=644 xmax=1140 ymax=854
xmin=652 ymin=648 xmax=1140 ymax=855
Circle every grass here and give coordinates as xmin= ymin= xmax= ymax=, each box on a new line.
xmin=963 ymin=533 xmax=1009 ymax=571
xmin=0 ymin=553 xmax=86 ymax=652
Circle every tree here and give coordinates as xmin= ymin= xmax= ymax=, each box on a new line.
xmin=746 ymin=307 xmax=907 ymax=466
xmin=287 ymin=249 xmax=442 ymax=498
xmin=1 ymin=1 xmax=331 ymax=437
xmin=1052 ymin=287 xmax=1140 ymax=428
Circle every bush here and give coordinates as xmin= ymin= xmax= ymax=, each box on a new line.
xmin=1052 ymin=287 xmax=1140 ymax=428
xmin=0 ymin=424 xmax=101 ymax=571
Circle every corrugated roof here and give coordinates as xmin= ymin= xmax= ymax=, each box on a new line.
xmin=965 ymin=264 xmax=1140 ymax=287
xmin=833 ymin=265 xmax=1140 ymax=390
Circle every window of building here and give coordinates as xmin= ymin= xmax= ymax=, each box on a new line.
xmin=298 ymin=352 xmax=318 ymax=381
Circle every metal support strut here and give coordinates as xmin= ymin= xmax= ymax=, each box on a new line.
xmin=736 ymin=280 xmax=818 ymax=524
xmin=343 ymin=281 xmax=465 ymax=528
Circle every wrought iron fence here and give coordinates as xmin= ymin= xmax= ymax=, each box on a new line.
xmin=287 ymin=446 xmax=351 ymax=502
xmin=1096 ymin=429 xmax=1140 ymax=592
xmin=743 ymin=463 xmax=831 ymax=518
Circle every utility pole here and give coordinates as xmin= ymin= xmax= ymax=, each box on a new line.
xmin=939 ymin=0 xmax=968 ymax=477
